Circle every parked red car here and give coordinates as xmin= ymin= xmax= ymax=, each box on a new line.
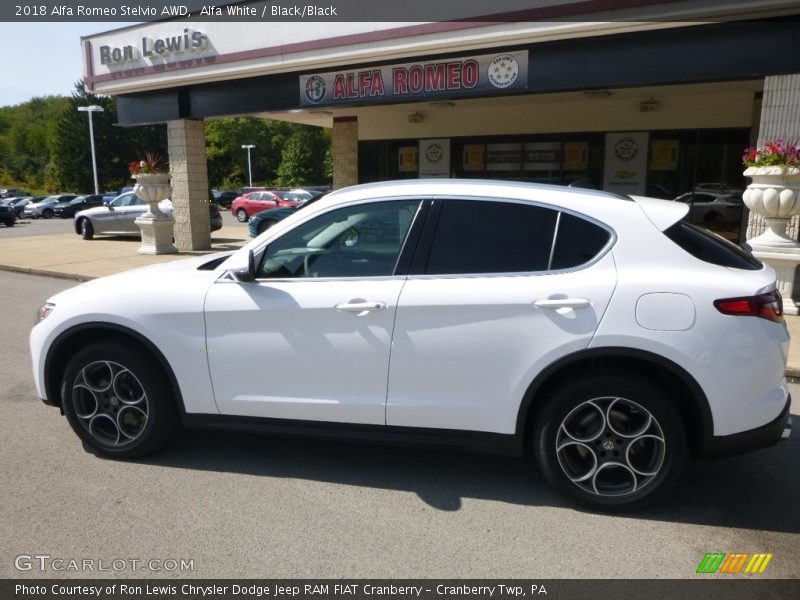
xmin=231 ymin=191 xmax=302 ymax=222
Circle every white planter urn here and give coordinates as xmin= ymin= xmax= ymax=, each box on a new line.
xmin=743 ymin=166 xmax=800 ymax=250
xmin=133 ymin=173 xmax=177 ymax=255
xmin=743 ymin=166 xmax=800 ymax=315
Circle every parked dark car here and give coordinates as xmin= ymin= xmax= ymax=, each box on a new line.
xmin=102 ymin=187 xmax=134 ymax=204
xmin=212 ymin=190 xmax=239 ymax=208
xmin=0 ymin=202 xmax=16 ymax=226
xmin=248 ymin=194 xmax=326 ymax=237
xmin=0 ymin=188 xmax=29 ymax=199
xmin=53 ymin=195 xmax=105 ymax=218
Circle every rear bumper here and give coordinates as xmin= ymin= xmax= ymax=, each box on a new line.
xmin=699 ymin=393 xmax=792 ymax=459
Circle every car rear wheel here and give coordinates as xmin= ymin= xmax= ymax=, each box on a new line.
xmin=42 ymin=209 xmax=53 ymax=219
xmin=61 ymin=342 xmax=178 ymax=458
xmin=257 ymin=218 xmax=279 ymax=235
xmin=236 ymin=208 xmax=249 ymax=223
xmin=4 ymin=220 xmax=13 ymax=227
xmin=533 ymin=371 xmax=687 ymax=511
xmin=80 ymin=219 xmax=94 ymax=240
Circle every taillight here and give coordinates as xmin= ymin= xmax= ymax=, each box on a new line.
xmin=714 ymin=290 xmax=784 ymax=323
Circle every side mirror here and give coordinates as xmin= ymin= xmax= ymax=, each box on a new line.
xmin=231 ymin=248 xmax=256 ymax=282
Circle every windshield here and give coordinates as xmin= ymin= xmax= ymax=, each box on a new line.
xmin=69 ymin=196 xmax=88 ymax=204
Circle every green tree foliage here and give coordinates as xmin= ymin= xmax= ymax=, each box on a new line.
xmin=205 ymin=117 xmax=330 ymax=188
xmin=2 ymin=82 xmax=329 ymax=194
xmin=0 ymin=94 xmax=69 ymax=190
xmin=53 ymin=81 xmax=167 ymax=193
xmin=275 ymin=126 xmax=330 ymax=187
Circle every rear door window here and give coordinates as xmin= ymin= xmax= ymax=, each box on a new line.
xmin=424 ymin=200 xmax=558 ymax=275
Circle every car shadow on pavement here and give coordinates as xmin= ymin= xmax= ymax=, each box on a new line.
xmin=126 ymin=414 xmax=800 ymax=533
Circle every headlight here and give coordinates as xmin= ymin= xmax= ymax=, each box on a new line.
xmin=36 ymin=302 xmax=55 ymax=323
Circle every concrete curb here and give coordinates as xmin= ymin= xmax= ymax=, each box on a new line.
xmin=0 ymin=263 xmax=95 ymax=282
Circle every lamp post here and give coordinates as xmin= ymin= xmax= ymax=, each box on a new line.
xmin=77 ymin=105 xmax=104 ymax=195
xmin=242 ymin=144 xmax=255 ymax=188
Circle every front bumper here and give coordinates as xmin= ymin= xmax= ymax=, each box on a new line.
xmin=700 ymin=393 xmax=792 ymax=459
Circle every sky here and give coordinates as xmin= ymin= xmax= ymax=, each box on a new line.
xmin=0 ymin=22 xmax=137 ymax=107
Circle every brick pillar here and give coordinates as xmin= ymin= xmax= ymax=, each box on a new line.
xmin=746 ymin=74 xmax=800 ymax=241
xmin=167 ymin=119 xmax=210 ymax=251
xmin=332 ymin=116 xmax=358 ymax=189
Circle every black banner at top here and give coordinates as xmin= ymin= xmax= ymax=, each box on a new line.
xmin=2 ymin=0 xmax=794 ymax=22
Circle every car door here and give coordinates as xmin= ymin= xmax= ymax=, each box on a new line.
xmin=90 ymin=193 xmax=134 ymax=233
xmin=387 ymin=198 xmax=618 ymax=435
xmin=204 ymin=198 xmax=425 ymax=424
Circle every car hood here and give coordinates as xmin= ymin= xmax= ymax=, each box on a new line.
xmin=46 ymin=252 xmax=234 ymax=306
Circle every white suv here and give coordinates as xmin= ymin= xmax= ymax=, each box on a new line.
xmin=30 ymin=180 xmax=792 ymax=511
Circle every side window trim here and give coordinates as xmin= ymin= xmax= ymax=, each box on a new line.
xmin=393 ymin=199 xmax=432 ymax=276
xmin=546 ymin=211 xmax=562 ymax=271
xmin=254 ymin=197 xmax=428 ymax=281
xmin=409 ymin=196 xmax=616 ymax=278
xmin=408 ymin=199 xmax=443 ymax=276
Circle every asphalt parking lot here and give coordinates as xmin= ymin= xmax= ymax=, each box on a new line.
xmin=1 ymin=266 xmax=799 ymax=579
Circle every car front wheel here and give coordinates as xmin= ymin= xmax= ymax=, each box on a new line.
xmin=80 ymin=219 xmax=94 ymax=240
xmin=42 ymin=209 xmax=54 ymax=219
xmin=236 ymin=208 xmax=249 ymax=223
xmin=61 ymin=342 xmax=177 ymax=458
xmin=533 ymin=371 xmax=687 ymax=511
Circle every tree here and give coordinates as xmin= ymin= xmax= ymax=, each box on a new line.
xmin=0 ymin=95 xmax=69 ymax=189
xmin=275 ymin=126 xmax=329 ymax=186
xmin=53 ymin=81 xmax=166 ymax=193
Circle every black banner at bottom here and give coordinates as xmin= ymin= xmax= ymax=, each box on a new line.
xmin=3 ymin=580 xmax=800 ymax=600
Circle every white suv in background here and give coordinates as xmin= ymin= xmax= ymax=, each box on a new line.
xmin=30 ymin=180 xmax=792 ymax=511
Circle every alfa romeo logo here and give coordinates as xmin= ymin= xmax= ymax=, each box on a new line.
xmin=425 ymin=143 xmax=444 ymax=163
xmin=614 ymin=137 xmax=639 ymax=161
xmin=487 ymin=55 xmax=519 ymax=89
xmin=305 ymin=75 xmax=326 ymax=104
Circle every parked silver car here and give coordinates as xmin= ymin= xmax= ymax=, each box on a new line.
xmin=75 ymin=192 xmax=222 ymax=239
xmin=23 ymin=195 xmax=77 ymax=219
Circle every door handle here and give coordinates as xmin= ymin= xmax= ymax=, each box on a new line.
xmin=335 ymin=301 xmax=387 ymax=316
xmin=534 ymin=298 xmax=591 ymax=310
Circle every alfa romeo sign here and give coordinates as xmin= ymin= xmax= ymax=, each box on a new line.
xmin=299 ymin=51 xmax=528 ymax=107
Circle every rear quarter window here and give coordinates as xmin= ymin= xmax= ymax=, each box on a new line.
xmin=663 ymin=221 xmax=761 ymax=270
xmin=551 ymin=212 xmax=612 ymax=269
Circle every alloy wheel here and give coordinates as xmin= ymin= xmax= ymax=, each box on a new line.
xmin=71 ymin=360 xmax=149 ymax=447
xmin=555 ymin=396 xmax=665 ymax=497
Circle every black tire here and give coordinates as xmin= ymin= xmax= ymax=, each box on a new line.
xmin=61 ymin=342 xmax=178 ymax=458
xmin=533 ymin=371 xmax=687 ymax=512
xmin=236 ymin=208 xmax=249 ymax=223
xmin=42 ymin=209 xmax=53 ymax=219
xmin=257 ymin=218 xmax=278 ymax=235
xmin=80 ymin=219 xmax=94 ymax=240
xmin=4 ymin=220 xmax=13 ymax=227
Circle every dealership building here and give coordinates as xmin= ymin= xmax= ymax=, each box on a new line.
xmin=82 ymin=0 xmax=800 ymax=251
